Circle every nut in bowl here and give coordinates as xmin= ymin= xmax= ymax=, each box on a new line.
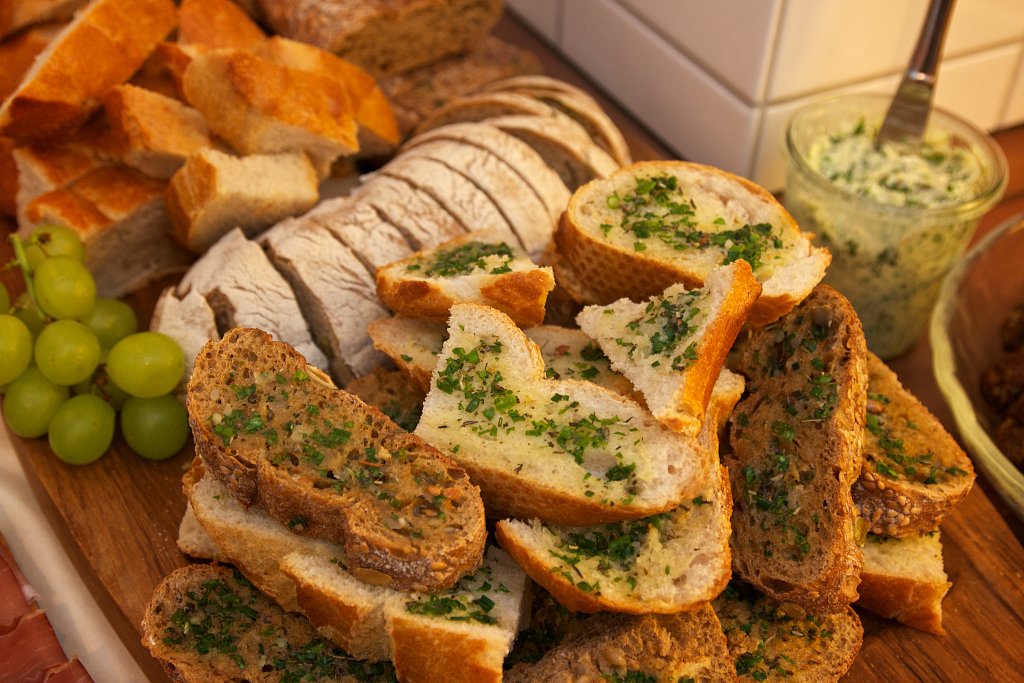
xmin=931 ymin=213 xmax=1024 ymax=520
xmin=782 ymin=93 xmax=1007 ymax=359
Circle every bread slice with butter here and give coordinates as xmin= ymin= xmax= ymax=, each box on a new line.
xmin=414 ymin=304 xmax=716 ymax=525
xmin=577 ymin=259 xmax=760 ymax=434
xmin=187 ymin=326 xmax=486 ymax=592
xmin=555 ymin=160 xmax=830 ymax=326
xmin=375 ymin=230 xmax=555 ymax=328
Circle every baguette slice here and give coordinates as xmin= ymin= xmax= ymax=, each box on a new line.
xmin=854 ymin=352 xmax=975 ymax=536
xmin=555 ymin=160 xmax=830 ymax=326
xmin=0 ymin=0 xmax=177 ymax=142
xmin=504 ymin=606 xmax=734 ymax=683
xmin=141 ymin=564 xmax=398 ymax=683
xmin=0 ymin=22 xmax=62 ymax=103
xmin=577 ymin=259 xmax=760 ymax=434
xmin=856 ymin=532 xmax=951 ymax=635
xmin=187 ymin=326 xmax=486 ymax=592
xmin=0 ymin=0 xmax=82 ymax=40
xmin=367 ymin=316 xmax=449 ymax=393
xmin=177 ymin=0 xmax=266 ymax=50
xmin=414 ymin=90 xmax=559 ymax=135
xmin=415 ymin=304 xmax=715 ymax=525
xmin=713 ymin=579 xmax=863 ymax=683
xmin=376 ymin=230 xmax=555 ymax=327
xmin=727 ymin=285 xmax=867 ymax=614
xmin=496 ymin=370 xmax=742 ymax=614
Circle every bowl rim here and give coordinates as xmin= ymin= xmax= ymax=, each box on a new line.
xmin=930 ymin=212 xmax=1024 ymax=519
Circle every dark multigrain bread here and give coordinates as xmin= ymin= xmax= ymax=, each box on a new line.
xmin=726 ymin=285 xmax=867 ymax=614
xmin=141 ymin=564 xmax=399 ymax=683
xmin=186 ymin=327 xmax=486 ymax=592
xmin=504 ymin=606 xmax=735 ymax=683
xmin=854 ymin=352 xmax=975 ymax=536
xmin=713 ymin=579 xmax=863 ymax=683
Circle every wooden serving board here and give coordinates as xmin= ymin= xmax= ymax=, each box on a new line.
xmin=5 ymin=12 xmax=1024 ymax=683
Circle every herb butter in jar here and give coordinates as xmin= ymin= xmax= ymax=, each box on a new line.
xmin=783 ymin=94 xmax=1007 ymax=358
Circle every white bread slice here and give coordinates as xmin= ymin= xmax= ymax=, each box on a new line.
xmin=177 ymin=227 xmax=330 ymax=371
xmin=165 ymin=148 xmax=319 ymax=253
xmin=414 ymin=90 xmax=558 ymax=135
xmin=260 ymin=217 xmax=389 ymax=384
xmin=375 ymin=229 xmax=555 ymax=327
xmin=252 ymin=36 xmax=400 ymax=158
xmin=495 ymin=370 xmax=742 ymax=614
xmin=176 ymin=0 xmax=265 ymax=49
xmin=857 ymin=531 xmax=951 ymax=635
xmin=304 ymin=196 xmax=416 ymax=270
xmin=367 ymin=316 xmax=448 ymax=393
xmin=0 ymin=1 xmax=82 ymax=40
xmin=149 ymin=285 xmax=218 ymax=392
xmin=556 ymin=160 xmax=831 ymax=326
xmin=393 ymin=137 xmax=555 ymax=259
xmin=0 ymin=0 xmax=177 ymax=141
xmin=414 ymin=303 xmax=715 ymax=525
xmin=182 ymin=48 xmax=359 ymax=175
xmin=402 ymin=122 xmax=570 ymax=225
xmin=349 ymin=174 xmax=466 ymax=250
xmin=102 ymin=84 xmax=213 ymax=179
xmin=175 ymin=501 xmax=227 ymax=561
xmin=577 ymin=260 xmax=760 ymax=435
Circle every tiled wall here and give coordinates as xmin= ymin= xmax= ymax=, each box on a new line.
xmin=508 ymin=0 xmax=1024 ymax=191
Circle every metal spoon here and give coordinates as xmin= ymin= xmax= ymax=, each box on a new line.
xmin=876 ymin=0 xmax=956 ymax=144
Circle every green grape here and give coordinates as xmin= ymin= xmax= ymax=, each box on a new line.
xmin=80 ymin=298 xmax=138 ymax=349
xmin=120 ymin=394 xmax=189 ymax=460
xmin=2 ymin=366 xmax=69 ymax=438
xmin=34 ymin=256 xmax=97 ymax=320
xmin=106 ymin=331 xmax=185 ymax=398
xmin=73 ymin=369 xmax=130 ymax=411
xmin=23 ymin=224 xmax=86 ymax=270
xmin=0 ymin=283 xmax=9 ymax=313
xmin=48 ymin=394 xmax=115 ymax=465
xmin=34 ymin=320 xmax=101 ymax=386
xmin=12 ymin=292 xmax=46 ymax=337
xmin=0 ymin=314 xmax=33 ymax=385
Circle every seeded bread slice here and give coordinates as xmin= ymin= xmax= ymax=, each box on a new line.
xmin=496 ymin=370 xmax=742 ymax=614
xmin=577 ymin=259 xmax=760 ymax=434
xmin=141 ymin=564 xmax=398 ymax=683
xmin=504 ymin=606 xmax=734 ymax=683
xmin=187 ymin=327 xmax=486 ymax=592
xmin=854 ymin=352 xmax=975 ymax=536
xmin=376 ymin=230 xmax=555 ymax=327
xmin=415 ymin=304 xmax=715 ymax=525
xmin=727 ymin=285 xmax=867 ymax=614
xmin=856 ymin=532 xmax=951 ymax=635
xmin=713 ymin=579 xmax=863 ymax=683
xmin=555 ymin=160 xmax=830 ymax=326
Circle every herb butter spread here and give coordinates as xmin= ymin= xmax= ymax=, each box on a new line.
xmin=406 ymin=240 xmax=515 ymax=277
xmin=611 ymin=285 xmax=709 ymax=371
xmin=404 ymin=557 xmax=512 ymax=626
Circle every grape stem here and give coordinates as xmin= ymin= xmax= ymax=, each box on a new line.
xmin=8 ymin=234 xmax=39 ymax=307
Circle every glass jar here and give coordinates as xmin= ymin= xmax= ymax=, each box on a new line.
xmin=782 ymin=94 xmax=1007 ymax=359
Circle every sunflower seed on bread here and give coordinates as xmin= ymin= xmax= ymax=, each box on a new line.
xmin=187 ymin=327 xmax=486 ymax=592
xmin=854 ymin=352 xmax=975 ymax=536
xmin=727 ymin=285 xmax=866 ymax=614
xmin=415 ymin=304 xmax=716 ymax=525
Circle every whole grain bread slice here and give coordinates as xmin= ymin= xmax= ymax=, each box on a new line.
xmin=141 ymin=563 xmax=399 ymax=683
xmin=414 ymin=304 xmax=716 ymax=525
xmin=577 ymin=259 xmax=761 ymax=434
xmin=726 ymin=285 xmax=867 ymax=614
xmin=555 ymin=160 xmax=830 ymax=326
xmin=375 ymin=229 xmax=555 ymax=328
xmin=187 ymin=327 xmax=486 ymax=592
xmin=713 ymin=579 xmax=863 ymax=683
xmin=854 ymin=352 xmax=975 ymax=536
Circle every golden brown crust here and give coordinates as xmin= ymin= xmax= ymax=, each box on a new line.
xmin=177 ymin=0 xmax=266 ymax=49
xmin=857 ymin=568 xmax=950 ymax=635
xmin=388 ymin=613 xmax=505 ymax=683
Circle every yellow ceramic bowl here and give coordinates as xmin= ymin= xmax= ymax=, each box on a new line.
xmin=931 ymin=213 xmax=1024 ymax=519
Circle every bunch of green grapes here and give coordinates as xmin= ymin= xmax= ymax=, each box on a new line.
xmin=1 ymin=225 xmax=189 ymax=464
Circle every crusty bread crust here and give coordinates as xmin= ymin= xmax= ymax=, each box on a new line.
xmin=187 ymin=327 xmax=486 ymax=592
xmin=727 ymin=285 xmax=866 ymax=614
xmin=554 ymin=160 xmax=830 ymax=326
xmin=854 ymin=352 xmax=975 ymax=537
xmin=177 ymin=0 xmax=266 ymax=49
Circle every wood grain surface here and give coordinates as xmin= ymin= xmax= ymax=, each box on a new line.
xmin=4 ymin=11 xmax=1024 ymax=683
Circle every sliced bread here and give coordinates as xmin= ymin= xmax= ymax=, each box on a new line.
xmin=414 ymin=303 xmax=716 ymax=525
xmin=727 ymin=285 xmax=867 ymax=614
xmin=149 ymin=285 xmax=218 ymax=392
xmin=857 ymin=532 xmax=951 ymax=635
xmin=141 ymin=564 xmax=399 ymax=683
xmin=304 ymin=196 xmax=416 ymax=271
xmin=0 ymin=22 xmax=62 ymax=103
xmin=345 ymin=366 xmax=426 ymax=433
xmin=348 ymin=173 xmax=468 ymax=251
xmin=555 ymin=160 xmax=831 ymax=326
xmin=713 ymin=578 xmax=864 ymax=683
xmin=577 ymin=259 xmax=761 ymax=434
xmin=176 ymin=0 xmax=266 ymax=50
xmin=854 ymin=352 xmax=975 ymax=536
xmin=0 ymin=0 xmax=83 ymax=41
xmin=367 ymin=316 xmax=449 ymax=393
xmin=187 ymin=326 xmax=486 ymax=592
xmin=375 ymin=230 xmax=555 ymax=327
xmin=414 ymin=90 xmax=561 ymax=135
